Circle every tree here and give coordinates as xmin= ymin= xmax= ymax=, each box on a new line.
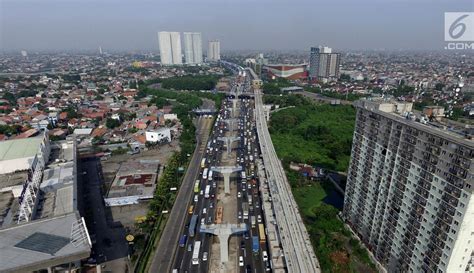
xmin=106 ymin=118 xmax=121 ymax=129
xmin=435 ymin=83 xmax=445 ymax=91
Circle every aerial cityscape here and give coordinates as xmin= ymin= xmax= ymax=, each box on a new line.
xmin=0 ymin=1 xmax=473 ymax=273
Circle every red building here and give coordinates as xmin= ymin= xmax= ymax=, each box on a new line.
xmin=263 ymin=64 xmax=308 ymax=80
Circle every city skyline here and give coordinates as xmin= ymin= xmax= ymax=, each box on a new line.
xmin=1 ymin=0 xmax=473 ymax=52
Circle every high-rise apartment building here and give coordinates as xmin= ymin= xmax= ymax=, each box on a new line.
xmin=308 ymin=46 xmax=340 ymax=81
xmin=208 ymin=40 xmax=221 ymax=62
xmin=343 ymin=99 xmax=474 ymax=273
xmin=183 ymin=32 xmax=203 ymax=64
xmin=158 ymin=31 xmax=182 ymax=65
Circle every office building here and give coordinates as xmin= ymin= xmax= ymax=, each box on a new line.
xmin=208 ymin=40 xmax=221 ymax=62
xmin=158 ymin=31 xmax=182 ymax=65
xmin=343 ymin=98 xmax=474 ymax=273
xmin=309 ymin=46 xmax=340 ymax=81
xmin=183 ymin=32 xmax=203 ymax=64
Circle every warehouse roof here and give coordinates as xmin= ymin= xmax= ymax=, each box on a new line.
xmin=0 ymin=213 xmax=91 ymax=272
xmin=0 ymin=137 xmax=44 ymax=161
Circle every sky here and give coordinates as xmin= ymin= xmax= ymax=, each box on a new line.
xmin=0 ymin=0 xmax=473 ymax=52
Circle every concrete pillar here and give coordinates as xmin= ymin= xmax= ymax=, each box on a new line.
xmin=232 ymin=99 xmax=237 ymax=116
xmin=218 ymin=234 xmax=230 ymax=263
xmin=223 ymin=172 xmax=231 ymax=194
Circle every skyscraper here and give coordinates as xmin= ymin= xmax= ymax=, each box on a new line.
xmin=208 ymin=40 xmax=221 ymax=62
xmin=183 ymin=32 xmax=203 ymax=64
xmin=343 ymin=98 xmax=474 ymax=273
xmin=308 ymin=46 xmax=340 ymax=81
xmin=158 ymin=31 xmax=182 ymax=65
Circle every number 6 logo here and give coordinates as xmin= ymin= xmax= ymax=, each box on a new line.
xmin=449 ymin=14 xmax=469 ymax=39
xmin=445 ymin=12 xmax=474 ymax=42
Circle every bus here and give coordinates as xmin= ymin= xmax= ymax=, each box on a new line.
xmin=208 ymin=170 xmax=213 ymax=181
xmin=201 ymin=158 xmax=206 ymax=168
xmin=204 ymin=185 xmax=211 ymax=199
xmin=202 ymin=168 xmax=209 ymax=180
xmin=179 ymin=235 xmax=187 ymax=247
xmin=258 ymin=224 xmax=266 ymax=244
xmin=189 ymin=215 xmax=198 ymax=237
xmin=192 ymin=241 xmax=201 ymax=265
xmin=194 ymin=180 xmax=200 ymax=193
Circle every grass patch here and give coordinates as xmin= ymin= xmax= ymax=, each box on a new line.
xmin=292 ymin=182 xmax=328 ymax=218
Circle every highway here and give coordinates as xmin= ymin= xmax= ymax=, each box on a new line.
xmin=252 ymin=74 xmax=321 ymax=272
xmin=149 ymin=116 xmax=213 ymax=273
xmin=170 ymin=75 xmax=271 ymax=273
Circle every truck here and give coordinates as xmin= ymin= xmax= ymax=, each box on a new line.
xmin=204 ymin=185 xmax=211 ymax=199
xmin=189 ymin=215 xmax=198 ymax=237
xmin=252 ymin=236 xmax=259 ymax=254
xmin=258 ymin=224 xmax=266 ymax=244
xmin=215 ymin=207 xmax=223 ymax=224
xmin=242 ymin=202 xmax=249 ymax=220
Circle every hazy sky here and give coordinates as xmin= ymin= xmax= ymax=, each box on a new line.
xmin=1 ymin=0 xmax=473 ymax=52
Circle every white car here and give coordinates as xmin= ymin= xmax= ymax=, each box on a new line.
xmin=201 ymin=218 xmax=205 ymax=225
xmin=239 ymin=256 xmax=244 ymax=267
xmin=262 ymin=251 xmax=268 ymax=262
xmin=194 ymin=195 xmax=198 ymax=202
xmin=202 ymin=208 xmax=207 ymax=215
xmin=257 ymin=215 xmax=262 ymax=223
xmin=238 ymin=192 xmax=242 ymax=198
xmin=203 ymin=252 xmax=208 ymax=261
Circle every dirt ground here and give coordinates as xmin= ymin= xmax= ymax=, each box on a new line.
xmin=100 ymin=139 xmax=180 ymax=230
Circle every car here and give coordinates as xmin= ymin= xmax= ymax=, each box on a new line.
xmin=239 ymin=256 xmax=244 ymax=267
xmin=238 ymin=211 xmax=242 ymax=219
xmin=246 ymin=265 xmax=252 ymax=273
xmin=188 ymin=244 xmax=193 ymax=252
xmin=240 ymin=240 xmax=245 ymax=248
xmin=203 ymin=252 xmax=208 ymax=261
xmin=265 ymin=261 xmax=271 ymax=271
xmin=201 ymin=218 xmax=205 ymax=225
xmin=207 ymin=216 xmax=212 ymax=224
xmin=209 ymin=202 xmax=214 ymax=208
xmin=262 ymin=251 xmax=268 ymax=262
xmin=203 ymin=208 xmax=207 ymax=214
xmin=237 ymin=192 xmax=241 ymax=198
xmin=194 ymin=195 xmax=198 ymax=202
xmin=200 ymin=190 xmax=204 ymax=195
xmin=257 ymin=215 xmax=262 ymax=223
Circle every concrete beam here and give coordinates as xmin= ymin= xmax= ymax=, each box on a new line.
xmin=200 ymin=223 xmax=247 ymax=263
xmin=217 ymin=136 xmax=240 ymax=155
xmin=210 ymin=166 xmax=242 ymax=194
